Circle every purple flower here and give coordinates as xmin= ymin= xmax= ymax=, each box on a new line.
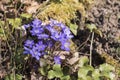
xmin=24 ymin=24 xmax=30 ymax=29
xmin=30 ymin=46 xmax=41 ymax=60
xmin=61 ymin=41 xmax=70 ymax=51
xmin=35 ymin=41 xmax=46 ymax=51
xmin=37 ymin=34 xmax=49 ymax=39
xmin=62 ymin=28 xmax=73 ymax=39
xmin=30 ymin=28 xmax=43 ymax=36
xmin=31 ymin=19 xmax=42 ymax=28
xmin=54 ymin=56 xmax=61 ymax=64
xmin=23 ymin=46 xmax=31 ymax=54
xmin=46 ymin=40 xmax=54 ymax=48
xmin=24 ymin=40 xmax=34 ymax=48
xmin=51 ymin=32 xmax=61 ymax=41
xmin=23 ymin=18 xmax=73 ymax=61
xmin=50 ymin=19 xmax=59 ymax=26
xmin=46 ymin=25 xmax=56 ymax=33
xmin=41 ymin=51 xmax=47 ymax=55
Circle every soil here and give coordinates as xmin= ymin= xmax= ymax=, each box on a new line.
xmin=0 ymin=0 xmax=120 ymax=79
xmin=74 ymin=0 xmax=120 ymax=70
xmin=86 ymin=0 xmax=120 ymax=59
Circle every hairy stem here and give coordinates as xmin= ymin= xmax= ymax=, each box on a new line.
xmin=90 ymin=32 xmax=94 ymax=66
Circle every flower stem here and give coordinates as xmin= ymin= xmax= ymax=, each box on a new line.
xmin=90 ymin=32 xmax=94 ymax=66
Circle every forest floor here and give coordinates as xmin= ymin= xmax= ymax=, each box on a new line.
xmin=0 ymin=0 xmax=120 ymax=80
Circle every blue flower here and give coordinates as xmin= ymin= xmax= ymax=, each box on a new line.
xmin=35 ymin=41 xmax=46 ymax=51
xmin=24 ymin=40 xmax=34 ymax=48
xmin=24 ymin=24 xmax=30 ymax=29
xmin=46 ymin=40 xmax=54 ymax=48
xmin=23 ymin=46 xmax=31 ymax=54
xmin=63 ymin=28 xmax=73 ymax=39
xmin=45 ymin=25 xmax=56 ymax=33
xmin=31 ymin=19 xmax=42 ymax=28
xmin=37 ymin=34 xmax=49 ymax=39
xmin=30 ymin=27 xmax=43 ymax=36
xmin=51 ymin=32 xmax=61 ymax=41
xmin=61 ymin=41 xmax=70 ymax=51
xmin=50 ymin=19 xmax=59 ymax=27
xmin=54 ymin=56 xmax=61 ymax=64
xmin=23 ymin=18 xmax=73 ymax=61
xmin=30 ymin=46 xmax=41 ymax=60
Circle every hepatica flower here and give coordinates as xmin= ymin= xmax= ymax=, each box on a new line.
xmin=23 ymin=19 xmax=73 ymax=63
xmin=54 ymin=56 xmax=61 ymax=64
xmin=24 ymin=40 xmax=34 ymax=48
xmin=35 ymin=41 xmax=46 ymax=51
xmin=31 ymin=19 xmax=42 ymax=28
xmin=30 ymin=46 xmax=41 ymax=60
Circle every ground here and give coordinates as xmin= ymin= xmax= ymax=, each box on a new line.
xmin=0 ymin=0 xmax=120 ymax=80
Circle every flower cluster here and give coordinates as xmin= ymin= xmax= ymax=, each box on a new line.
xmin=23 ymin=19 xmax=73 ymax=64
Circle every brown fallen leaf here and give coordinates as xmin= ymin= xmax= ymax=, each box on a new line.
xmin=26 ymin=5 xmax=40 ymax=14
xmin=68 ymin=57 xmax=79 ymax=65
xmin=53 ymin=51 xmax=70 ymax=55
xmin=53 ymin=51 xmax=70 ymax=60
xmin=24 ymin=1 xmax=40 ymax=14
xmin=67 ymin=52 xmax=80 ymax=65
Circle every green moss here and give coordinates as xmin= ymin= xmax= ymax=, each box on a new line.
xmin=36 ymin=0 xmax=94 ymax=24
xmin=100 ymin=52 xmax=120 ymax=77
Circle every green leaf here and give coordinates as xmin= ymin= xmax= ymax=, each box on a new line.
xmin=39 ymin=67 xmax=47 ymax=76
xmin=61 ymin=75 xmax=70 ymax=80
xmin=54 ymin=71 xmax=63 ymax=78
xmin=101 ymin=72 xmax=115 ymax=80
xmin=53 ymin=64 xmax=63 ymax=77
xmin=48 ymin=70 xmax=56 ymax=79
xmin=78 ymin=56 xmax=89 ymax=67
xmin=78 ymin=65 xmax=94 ymax=79
xmin=86 ymin=76 xmax=92 ymax=80
xmin=5 ymin=74 xmax=14 ymax=80
xmin=8 ymin=18 xmax=14 ymax=26
xmin=94 ymin=29 xmax=102 ymax=37
xmin=53 ymin=64 xmax=62 ymax=71
xmin=99 ymin=63 xmax=115 ymax=72
xmin=21 ymin=13 xmax=32 ymax=18
xmin=69 ymin=23 xmax=78 ymax=35
xmin=92 ymin=69 xmax=100 ymax=80
xmin=15 ymin=18 xmax=21 ymax=27
xmin=109 ymin=72 xmax=115 ymax=80
xmin=86 ymin=24 xmax=97 ymax=32
xmin=5 ymin=74 xmax=22 ymax=80
xmin=48 ymin=64 xmax=63 ymax=78
xmin=8 ymin=18 xmax=22 ymax=30
xmin=16 ymin=74 xmax=22 ymax=80
xmin=78 ymin=76 xmax=92 ymax=80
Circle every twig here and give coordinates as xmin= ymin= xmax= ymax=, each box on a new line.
xmin=77 ymin=34 xmax=90 ymax=51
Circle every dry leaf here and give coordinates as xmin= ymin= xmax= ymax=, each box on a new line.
xmin=26 ymin=5 xmax=40 ymax=14
xmin=23 ymin=0 xmax=40 ymax=14
xmin=53 ymin=51 xmax=70 ymax=60
xmin=68 ymin=52 xmax=80 ymax=65
xmin=53 ymin=51 xmax=70 ymax=55
xmin=68 ymin=57 xmax=79 ymax=65
xmin=60 ymin=55 xmax=65 ymax=60
xmin=21 ymin=0 xmax=32 ymax=4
